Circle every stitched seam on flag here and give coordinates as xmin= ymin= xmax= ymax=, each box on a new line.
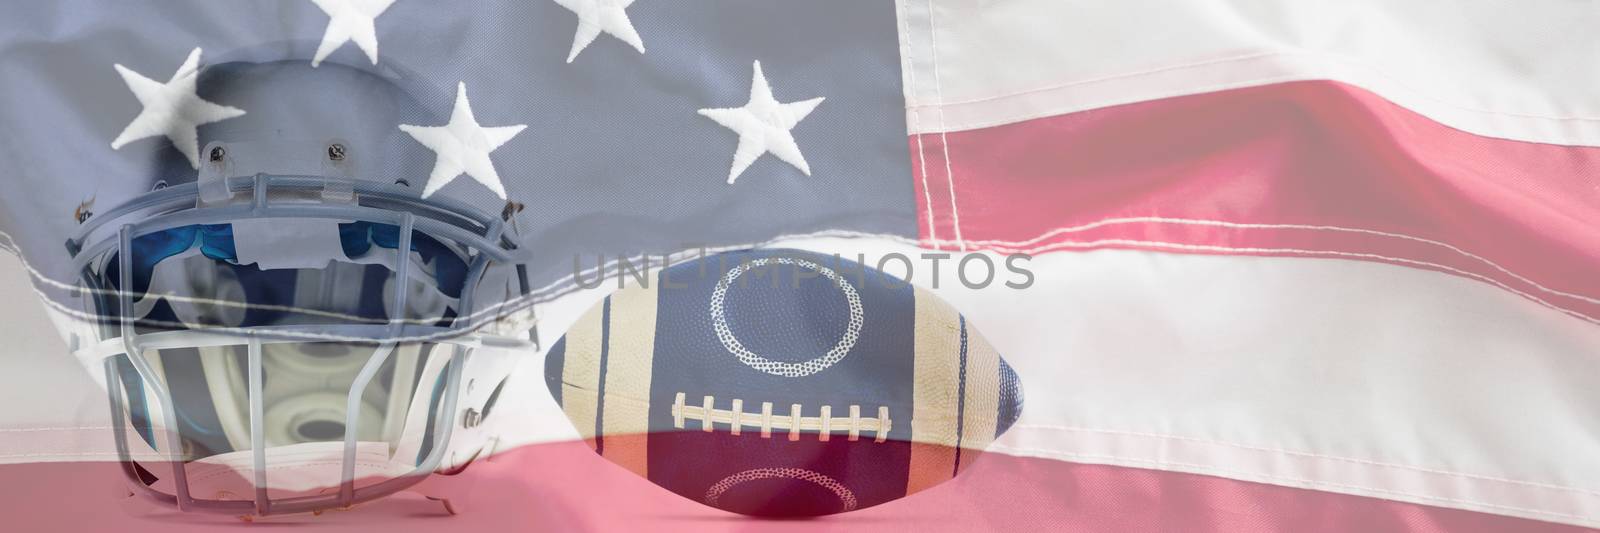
xmin=965 ymin=237 xmax=1600 ymax=326
xmin=0 ymin=218 xmax=476 ymax=328
xmin=12 ymin=231 xmax=1598 ymax=341
xmin=0 ymin=233 xmax=20 ymax=261
xmin=10 ymin=226 xmax=1596 ymax=342
xmin=908 ymin=49 xmax=1600 ymax=123
xmin=33 ymin=236 xmax=1590 ymax=350
xmin=924 ymin=216 xmax=1600 ymax=307
xmin=1017 ymin=424 xmax=1600 ymax=497
xmin=1000 ymin=238 xmax=1598 ymax=314
xmin=0 ymin=227 xmax=922 ymax=344
xmin=925 ymin=0 xmax=966 ymax=251
xmin=0 ymin=236 xmax=456 ymax=328
xmin=898 ymin=0 xmax=939 ymax=248
xmin=11 ymin=222 xmax=1595 ymax=341
xmin=3 ymin=227 xmax=920 ymax=324
xmin=994 ymin=446 xmax=1598 ymax=523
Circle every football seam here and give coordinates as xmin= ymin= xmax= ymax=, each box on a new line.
xmin=670 ymin=392 xmax=891 ymax=443
xmin=545 ymin=377 xmax=997 ymax=439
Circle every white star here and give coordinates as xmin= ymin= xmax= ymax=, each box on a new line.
xmin=552 ymin=0 xmax=645 ymax=63
xmin=698 ymin=61 xmax=825 ymax=185
xmin=399 ymin=82 xmax=527 ymax=200
xmin=110 ymin=48 xmax=247 ymax=169
xmin=309 ymin=0 xmax=396 ymax=68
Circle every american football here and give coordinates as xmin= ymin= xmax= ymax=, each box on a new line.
xmin=543 ymin=248 xmax=1023 ymax=517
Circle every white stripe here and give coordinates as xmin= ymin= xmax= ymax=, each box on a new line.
xmin=11 ymin=241 xmax=1600 ymax=525
xmin=780 ymin=238 xmax=1598 ymax=526
xmin=0 ymin=254 xmax=117 ymax=449
xmin=899 ymin=0 xmax=1600 ymax=146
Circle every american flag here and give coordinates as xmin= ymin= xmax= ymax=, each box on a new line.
xmin=0 ymin=1 xmax=1596 ymax=531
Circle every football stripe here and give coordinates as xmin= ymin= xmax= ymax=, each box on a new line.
xmin=594 ymin=298 xmax=612 ymax=454
xmin=952 ymin=316 xmax=969 ymax=476
xmin=958 ymin=315 xmax=1003 ymax=462
xmin=994 ymin=359 xmax=1022 ymax=439
xmin=597 ymin=285 xmax=658 ymax=478
xmin=559 ymin=296 xmax=606 ymax=452
xmin=906 ymin=287 xmax=964 ymax=494
xmin=544 ymin=339 xmax=564 ymax=407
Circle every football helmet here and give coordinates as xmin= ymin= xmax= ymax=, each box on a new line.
xmin=63 ymin=56 xmax=536 ymax=518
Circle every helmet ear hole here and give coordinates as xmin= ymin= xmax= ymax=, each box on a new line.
xmin=296 ymin=419 xmax=346 ymax=441
xmin=479 ymin=377 xmax=508 ymax=421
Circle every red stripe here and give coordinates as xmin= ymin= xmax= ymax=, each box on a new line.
xmin=911 ymin=80 xmax=1600 ymax=321
xmin=7 ymin=443 xmax=1594 ymax=531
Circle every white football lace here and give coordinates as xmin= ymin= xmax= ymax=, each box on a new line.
xmin=671 ymin=392 xmax=890 ymax=443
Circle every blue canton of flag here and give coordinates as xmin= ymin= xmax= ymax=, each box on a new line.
xmin=0 ymin=0 xmax=915 ymax=311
